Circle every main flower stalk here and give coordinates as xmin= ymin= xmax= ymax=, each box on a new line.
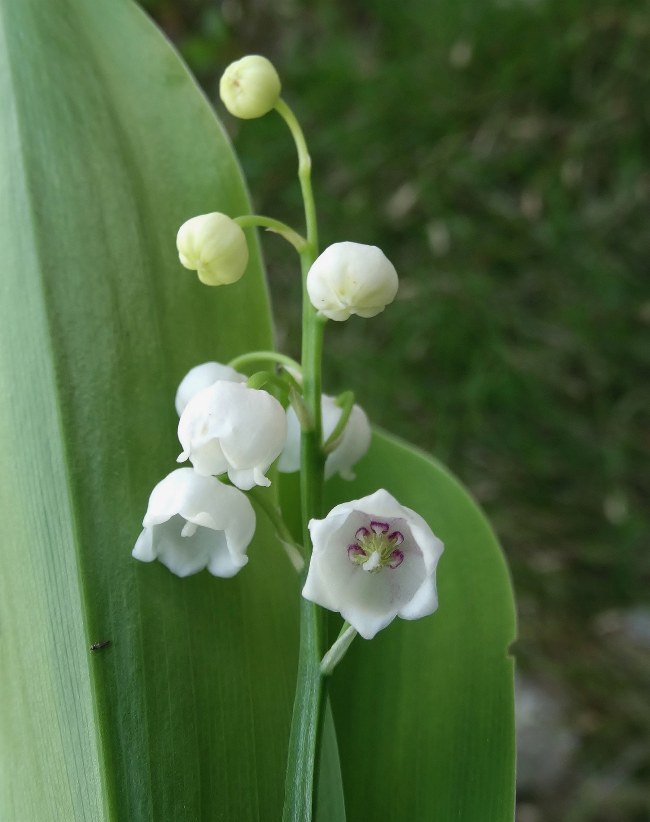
xmin=278 ymin=98 xmax=328 ymax=822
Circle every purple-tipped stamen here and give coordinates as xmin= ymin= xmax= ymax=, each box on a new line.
xmin=388 ymin=530 xmax=404 ymax=546
xmin=370 ymin=520 xmax=390 ymax=534
xmin=355 ymin=526 xmax=370 ymax=540
xmin=388 ymin=549 xmax=404 ymax=569
xmin=347 ymin=544 xmax=365 ymax=560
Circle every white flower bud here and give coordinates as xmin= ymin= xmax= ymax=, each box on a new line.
xmin=306 ymin=242 xmax=398 ymax=321
xmin=302 ymin=489 xmax=444 ymax=639
xmin=175 ymin=362 xmax=247 ymax=416
xmin=219 ymin=55 xmax=281 ymax=120
xmin=177 ymin=381 xmax=287 ymax=490
xmin=132 ymin=468 xmax=255 ymax=578
xmin=278 ymin=395 xmax=371 ymax=480
xmin=176 ymin=213 xmax=249 ymax=286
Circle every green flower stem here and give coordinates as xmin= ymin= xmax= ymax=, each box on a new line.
xmin=320 ymin=622 xmax=358 ymax=676
xmin=289 ymin=387 xmax=313 ymax=433
xmin=228 ymin=350 xmax=302 ymax=373
xmin=274 ymin=99 xmax=319 ymax=257
xmin=322 ymin=391 xmax=355 ymax=454
xmin=233 ymin=214 xmax=307 ymax=253
xmin=246 ymin=370 xmax=290 ymax=396
xmin=279 ymin=96 xmax=330 ymax=822
xmin=299 ymin=302 xmax=326 ymax=529
xmin=281 ymin=369 xmax=304 ymax=396
xmin=283 ymin=275 xmax=327 ymax=822
xmin=247 ymin=488 xmax=304 ymax=572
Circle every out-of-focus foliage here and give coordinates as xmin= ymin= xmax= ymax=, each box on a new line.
xmin=142 ymin=0 xmax=650 ymax=819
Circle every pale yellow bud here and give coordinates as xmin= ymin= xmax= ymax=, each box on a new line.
xmin=219 ymin=55 xmax=281 ymax=120
xmin=176 ymin=213 xmax=248 ymax=286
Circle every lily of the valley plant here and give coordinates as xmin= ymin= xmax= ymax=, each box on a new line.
xmin=133 ymin=54 xmax=444 ymax=820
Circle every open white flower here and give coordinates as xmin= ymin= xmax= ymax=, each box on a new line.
xmin=177 ymin=380 xmax=287 ymax=490
xmin=302 ymin=489 xmax=444 ymax=639
xmin=306 ymin=242 xmax=398 ymax=321
xmin=175 ymin=361 xmax=246 ymax=416
xmin=219 ymin=55 xmax=281 ymax=120
xmin=132 ymin=468 xmax=255 ymax=577
xmin=278 ymin=395 xmax=371 ymax=480
xmin=177 ymin=212 xmax=249 ymax=286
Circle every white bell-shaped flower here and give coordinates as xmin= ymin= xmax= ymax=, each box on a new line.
xmin=306 ymin=242 xmax=398 ymax=321
xmin=302 ymin=489 xmax=444 ymax=639
xmin=219 ymin=55 xmax=281 ymax=120
xmin=177 ymin=212 xmax=249 ymax=286
xmin=132 ymin=468 xmax=255 ymax=578
xmin=175 ymin=361 xmax=246 ymax=416
xmin=278 ymin=395 xmax=371 ymax=480
xmin=177 ymin=380 xmax=287 ymax=490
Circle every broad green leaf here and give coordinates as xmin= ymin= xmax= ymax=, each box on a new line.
xmin=0 ymin=0 xmax=314 ymax=819
xmin=326 ymin=430 xmax=516 ymax=821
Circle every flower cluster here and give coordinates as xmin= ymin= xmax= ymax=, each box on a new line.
xmin=133 ymin=361 xmax=280 ymax=578
xmin=133 ymin=358 xmax=373 ymax=580
xmin=133 ymin=54 xmax=444 ymax=647
xmin=176 ymin=213 xmax=399 ymax=321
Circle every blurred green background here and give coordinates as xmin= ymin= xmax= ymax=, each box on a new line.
xmin=140 ymin=1 xmax=649 ymax=819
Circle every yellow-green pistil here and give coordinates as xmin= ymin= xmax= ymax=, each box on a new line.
xmin=347 ymin=521 xmax=404 ymax=572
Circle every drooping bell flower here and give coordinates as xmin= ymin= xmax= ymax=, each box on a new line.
xmin=177 ymin=380 xmax=287 ymax=490
xmin=132 ymin=468 xmax=255 ymax=578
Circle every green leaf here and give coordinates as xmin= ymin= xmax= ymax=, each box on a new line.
xmin=326 ymin=430 xmax=516 ymax=821
xmin=315 ymin=702 xmax=347 ymax=822
xmin=0 ymin=1 xmax=308 ymax=819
